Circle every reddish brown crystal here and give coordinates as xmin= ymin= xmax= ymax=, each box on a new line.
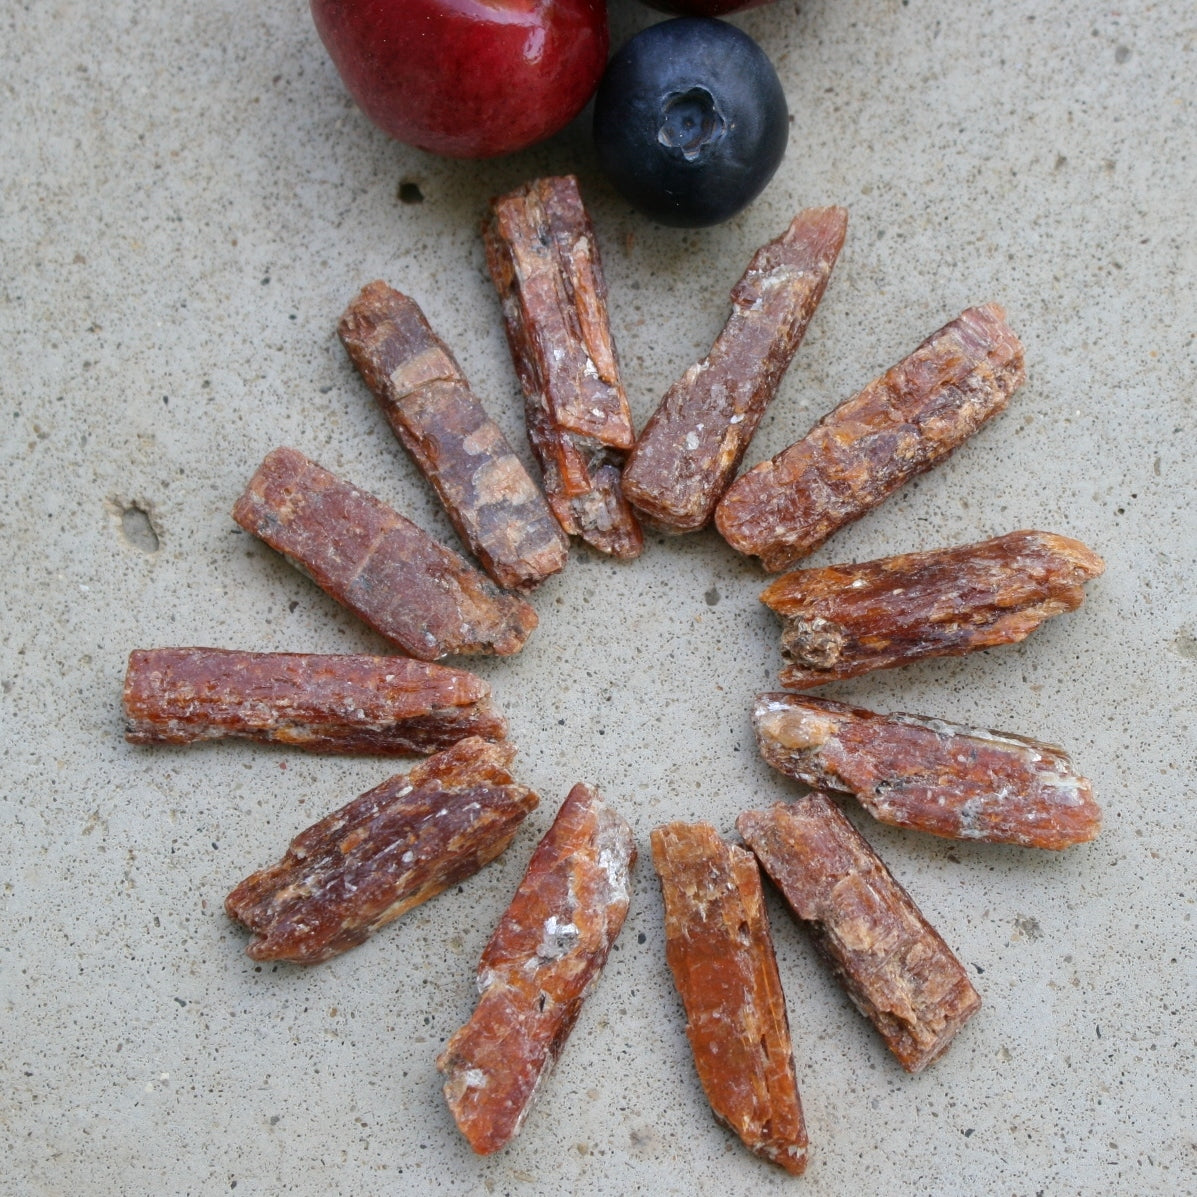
xmin=650 ymin=821 xmax=808 ymax=1176
xmin=737 ymin=797 xmax=981 ymax=1073
xmin=760 ymin=530 xmax=1105 ymax=689
xmin=623 ymin=207 xmax=848 ymax=533
xmin=715 ymin=304 xmax=1026 ymax=570
xmin=232 ymin=447 xmax=537 ymax=660
xmin=338 ymin=281 xmax=569 ymax=590
xmin=439 ymin=782 xmax=635 ymax=1154
xmin=122 ymin=648 xmax=506 ymax=755
xmin=754 ymin=693 xmax=1102 ymax=850
xmin=225 ymin=738 xmax=538 ymax=964
xmin=484 ymin=175 xmax=643 ymax=559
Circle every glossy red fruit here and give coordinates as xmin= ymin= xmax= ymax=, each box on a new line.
xmin=310 ymin=0 xmax=610 ymax=159
xmin=643 ymin=0 xmax=775 ymax=15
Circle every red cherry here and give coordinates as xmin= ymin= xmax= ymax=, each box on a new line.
xmin=310 ymin=0 xmax=609 ymax=159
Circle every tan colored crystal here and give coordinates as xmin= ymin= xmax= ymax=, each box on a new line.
xmin=650 ymin=821 xmax=808 ymax=1175
xmin=123 ymin=648 xmax=505 ymax=755
xmin=484 ymin=175 xmax=642 ymax=558
xmin=439 ymin=783 xmax=635 ymax=1154
xmin=754 ymin=693 xmax=1101 ymax=849
xmin=716 ymin=304 xmax=1025 ymax=570
xmin=738 ymin=797 xmax=980 ymax=1073
xmin=623 ymin=207 xmax=847 ymax=533
xmin=339 ymin=281 xmax=568 ymax=590
xmin=225 ymin=738 xmax=537 ymax=964
xmin=232 ymin=447 xmax=537 ymax=660
xmin=760 ymin=530 xmax=1105 ymax=688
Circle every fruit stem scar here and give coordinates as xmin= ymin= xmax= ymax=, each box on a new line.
xmin=658 ymin=88 xmax=726 ymax=161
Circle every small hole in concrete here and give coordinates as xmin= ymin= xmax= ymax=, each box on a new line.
xmin=398 ymin=181 xmax=424 ymax=204
xmin=121 ymin=505 xmax=160 ymax=553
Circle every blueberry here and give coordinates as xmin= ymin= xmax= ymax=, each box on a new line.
xmin=593 ymin=18 xmax=789 ymax=228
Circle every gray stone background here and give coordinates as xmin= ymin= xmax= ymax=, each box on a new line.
xmin=2 ymin=1 xmax=1194 ymax=1193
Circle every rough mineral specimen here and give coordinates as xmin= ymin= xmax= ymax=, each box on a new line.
xmin=760 ymin=530 xmax=1106 ymax=689
xmin=338 ymin=281 xmax=569 ymax=590
xmin=123 ymin=648 xmax=506 ymax=755
xmin=737 ymin=797 xmax=981 ymax=1073
xmin=623 ymin=206 xmax=848 ymax=533
xmin=439 ymin=782 xmax=635 ymax=1154
xmin=225 ymin=738 xmax=537 ymax=964
xmin=650 ymin=821 xmax=808 ymax=1175
xmin=754 ymin=693 xmax=1102 ymax=850
xmin=715 ymin=304 xmax=1026 ymax=570
xmin=232 ymin=447 xmax=537 ymax=660
xmin=484 ymin=175 xmax=643 ymax=558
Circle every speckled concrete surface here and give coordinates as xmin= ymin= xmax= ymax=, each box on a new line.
xmin=2 ymin=1 xmax=1194 ymax=1193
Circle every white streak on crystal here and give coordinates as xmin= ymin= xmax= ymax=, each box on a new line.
xmin=536 ymin=915 xmax=580 ymax=962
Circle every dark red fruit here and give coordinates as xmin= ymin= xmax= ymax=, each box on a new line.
xmin=310 ymin=0 xmax=609 ymax=159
